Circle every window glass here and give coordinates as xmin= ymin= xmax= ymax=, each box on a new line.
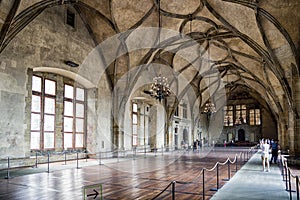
xmin=31 ymin=113 xmax=40 ymax=130
xmin=31 ymin=95 xmax=41 ymax=112
xmin=75 ymin=134 xmax=83 ymax=147
xmin=64 ymin=133 xmax=73 ymax=148
xmin=44 ymin=97 xmax=55 ymax=114
xmin=64 ymin=101 xmax=73 ymax=116
xmin=45 ymin=79 xmax=56 ymax=95
xmin=76 ymin=88 xmax=84 ymax=101
xmin=64 ymin=117 xmax=73 ymax=132
xmin=133 ymin=135 xmax=137 ymax=146
xmin=76 ymin=103 xmax=84 ymax=118
xmin=30 ymin=132 xmax=40 ymax=149
xmin=44 ymin=132 xmax=54 ymax=149
xmin=76 ymin=118 xmax=84 ymax=132
xmin=44 ymin=115 xmax=55 ymax=131
xmin=133 ymin=103 xmax=138 ymax=112
xmin=32 ymin=76 xmax=41 ymax=92
xmin=64 ymin=85 xmax=74 ymax=99
xmin=132 ymin=113 xmax=138 ymax=124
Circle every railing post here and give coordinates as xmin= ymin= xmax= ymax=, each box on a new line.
xmin=285 ymin=164 xmax=288 ymax=191
xmin=76 ymin=152 xmax=79 ymax=169
xmin=228 ymin=161 xmax=231 ymax=180
xmin=296 ymin=176 xmax=299 ymax=200
xmin=5 ymin=157 xmax=11 ymax=179
xmin=85 ymin=150 xmax=88 ymax=162
xmin=47 ymin=153 xmax=50 ymax=173
xmin=202 ymin=170 xmax=205 ymax=200
xmin=172 ymin=181 xmax=176 ymax=200
xmin=217 ymin=163 xmax=220 ymax=189
xmin=235 ymin=156 xmax=238 ymax=172
xmin=210 ymin=163 xmax=219 ymax=192
xmin=64 ymin=150 xmax=67 ymax=165
xmin=289 ymin=168 xmax=292 ymax=200
xmin=35 ymin=152 xmax=38 ymax=168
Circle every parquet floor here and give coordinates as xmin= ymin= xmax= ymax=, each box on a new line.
xmin=0 ymin=147 xmax=251 ymax=200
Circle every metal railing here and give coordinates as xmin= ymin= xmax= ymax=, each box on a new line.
xmin=279 ymin=155 xmax=300 ymax=200
xmin=151 ymin=147 xmax=256 ymax=199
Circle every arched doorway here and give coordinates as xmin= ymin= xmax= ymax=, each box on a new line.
xmin=238 ymin=129 xmax=245 ymax=141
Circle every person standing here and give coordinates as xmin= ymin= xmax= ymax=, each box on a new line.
xmin=261 ymin=139 xmax=270 ymax=172
xmin=270 ymin=140 xmax=279 ymax=164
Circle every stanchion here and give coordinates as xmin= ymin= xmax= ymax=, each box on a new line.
xmin=35 ymin=152 xmax=38 ymax=168
xmin=296 ymin=176 xmax=299 ymax=200
xmin=285 ymin=165 xmax=288 ymax=191
xmin=144 ymin=146 xmax=146 ymax=158
xmin=210 ymin=163 xmax=219 ymax=191
xmin=76 ymin=152 xmax=80 ymax=169
xmin=288 ymin=168 xmax=296 ymax=198
xmin=235 ymin=156 xmax=238 ymax=172
xmin=47 ymin=153 xmax=50 ymax=173
xmin=85 ymin=150 xmax=88 ymax=162
xmin=5 ymin=157 xmax=11 ymax=179
xmin=161 ymin=145 xmax=164 ymax=156
xmin=202 ymin=170 xmax=205 ymax=200
xmin=172 ymin=181 xmax=176 ymax=200
xmin=63 ymin=151 xmax=67 ymax=165
xmin=222 ymin=161 xmax=230 ymax=181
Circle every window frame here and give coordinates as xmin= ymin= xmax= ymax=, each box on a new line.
xmin=63 ymin=84 xmax=86 ymax=149
xmin=30 ymin=75 xmax=57 ymax=150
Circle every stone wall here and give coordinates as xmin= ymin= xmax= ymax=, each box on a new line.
xmin=0 ymin=5 xmax=96 ymax=159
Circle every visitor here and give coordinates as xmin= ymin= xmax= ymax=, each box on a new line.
xmin=261 ymin=139 xmax=270 ymax=172
xmin=193 ymin=140 xmax=197 ymax=151
xmin=270 ymin=140 xmax=280 ymax=164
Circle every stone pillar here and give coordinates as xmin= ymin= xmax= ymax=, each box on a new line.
xmin=293 ymin=77 xmax=300 ymax=156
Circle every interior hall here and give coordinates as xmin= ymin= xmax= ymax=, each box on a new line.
xmin=0 ymin=0 xmax=300 ymax=199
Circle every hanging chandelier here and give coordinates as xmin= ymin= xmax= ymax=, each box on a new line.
xmin=203 ymin=100 xmax=216 ymax=114
xmin=149 ymin=74 xmax=171 ymax=102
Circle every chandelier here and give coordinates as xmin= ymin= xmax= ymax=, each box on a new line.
xmin=149 ymin=74 xmax=171 ymax=102
xmin=203 ymin=99 xmax=216 ymax=115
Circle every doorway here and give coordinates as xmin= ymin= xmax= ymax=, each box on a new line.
xmin=238 ymin=129 xmax=245 ymax=141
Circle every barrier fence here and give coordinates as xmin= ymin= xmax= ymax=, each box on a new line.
xmin=1 ymin=146 xmax=253 ymax=180
xmin=279 ymin=155 xmax=300 ymax=200
xmin=151 ymin=146 xmax=256 ymax=200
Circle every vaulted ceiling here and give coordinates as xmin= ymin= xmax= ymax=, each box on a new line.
xmin=1 ymin=0 xmax=299 ymax=120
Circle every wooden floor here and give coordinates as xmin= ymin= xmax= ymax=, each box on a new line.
xmin=0 ymin=147 xmax=251 ymax=200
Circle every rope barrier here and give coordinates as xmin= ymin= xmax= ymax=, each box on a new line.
xmin=151 ymin=146 xmax=256 ymax=199
xmin=279 ymin=155 xmax=299 ymax=200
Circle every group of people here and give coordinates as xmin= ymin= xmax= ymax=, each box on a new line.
xmin=260 ymin=138 xmax=280 ymax=172
xmin=193 ymin=139 xmax=201 ymax=151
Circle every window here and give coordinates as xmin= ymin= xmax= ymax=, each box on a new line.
xmin=235 ymin=104 xmax=246 ymax=124
xmin=132 ymin=103 xmax=138 ymax=146
xmin=63 ymin=85 xmax=85 ymax=149
xmin=66 ymin=9 xmax=75 ymax=28
xmin=31 ymin=76 xmax=56 ymax=150
xmin=224 ymin=106 xmax=233 ymax=126
xmin=250 ymin=109 xmax=261 ymax=125
xmin=30 ymin=74 xmax=86 ymax=150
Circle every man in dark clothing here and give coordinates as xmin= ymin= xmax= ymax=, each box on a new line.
xmin=270 ymin=140 xmax=279 ymax=164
